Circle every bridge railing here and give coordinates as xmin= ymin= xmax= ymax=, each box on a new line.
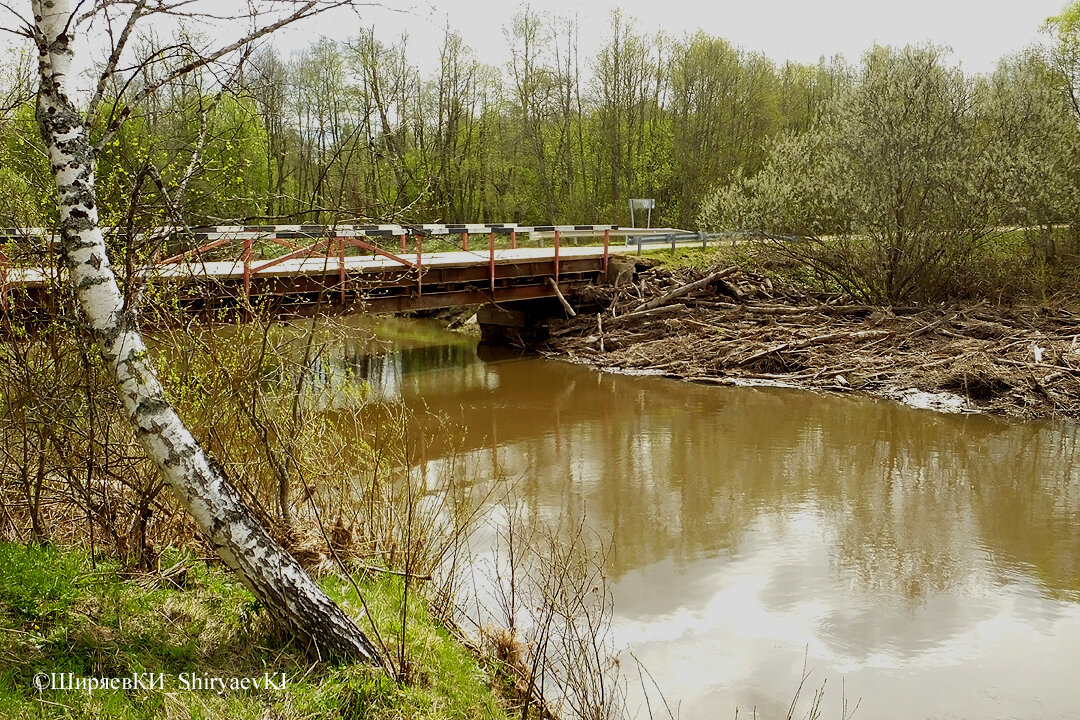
xmin=150 ymin=224 xmax=625 ymax=300
xmin=0 ymin=224 xmax=704 ymax=309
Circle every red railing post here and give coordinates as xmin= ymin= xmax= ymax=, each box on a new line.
xmin=603 ymin=228 xmax=610 ymax=273
xmin=416 ymin=234 xmax=423 ymax=296
xmin=242 ymin=235 xmax=253 ymax=303
xmin=510 ymin=229 xmax=517 ymax=249
xmin=554 ymin=229 xmax=560 ymax=282
xmin=400 ymin=233 xmax=406 ymax=252
xmin=338 ymin=236 xmax=346 ymax=307
xmin=489 ymin=231 xmax=495 ymax=292
xmin=461 ymin=231 xmax=468 ymax=252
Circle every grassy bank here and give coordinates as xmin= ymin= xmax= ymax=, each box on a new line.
xmin=0 ymin=541 xmax=511 ymax=720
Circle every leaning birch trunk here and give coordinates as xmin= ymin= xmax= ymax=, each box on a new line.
xmin=32 ymin=0 xmax=379 ymax=664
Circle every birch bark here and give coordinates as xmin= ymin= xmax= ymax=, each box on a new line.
xmin=31 ymin=0 xmax=380 ymax=663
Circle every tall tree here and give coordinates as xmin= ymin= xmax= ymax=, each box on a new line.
xmin=592 ymin=11 xmax=666 ymax=221
xmin=702 ymin=45 xmax=997 ymax=303
xmin=245 ymin=48 xmax=293 ymax=219
xmin=21 ymin=0 xmax=380 ymax=662
xmin=1045 ymin=1 xmax=1080 ymax=123
xmin=980 ymin=48 xmax=1080 ymax=260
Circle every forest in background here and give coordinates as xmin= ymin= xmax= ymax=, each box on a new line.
xmin=2 ymin=7 xmax=1080 ymax=297
xmin=0 ymin=8 xmax=919 ymax=230
xmin=4 ymin=5 xmax=1080 ymax=717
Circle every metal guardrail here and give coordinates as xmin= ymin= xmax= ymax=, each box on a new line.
xmin=0 ymin=224 xmax=630 ymax=308
xmin=624 ymin=230 xmax=726 ymax=254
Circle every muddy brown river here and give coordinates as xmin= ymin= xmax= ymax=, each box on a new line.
xmin=325 ymin=317 xmax=1080 ymax=719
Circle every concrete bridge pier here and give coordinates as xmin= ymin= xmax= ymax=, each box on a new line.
xmin=477 ymin=299 xmax=564 ymax=345
xmin=475 ymin=257 xmax=638 ymax=345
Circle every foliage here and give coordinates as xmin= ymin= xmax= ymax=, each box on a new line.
xmin=0 ymin=542 xmax=512 ymax=720
xmin=0 ymin=8 xmax=849 ymax=230
xmin=699 ymin=44 xmax=1079 ymax=303
xmin=1 ymin=4 xmax=1078 ymax=250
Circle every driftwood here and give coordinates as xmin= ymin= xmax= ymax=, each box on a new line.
xmin=735 ymin=329 xmax=894 ymax=366
xmin=548 ymin=277 xmax=577 ymax=317
xmin=541 ymin=263 xmax=1080 ymax=420
xmin=609 ymin=303 xmax=688 ymax=323
xmin=631 ymin=266 xmax=738 ymax=313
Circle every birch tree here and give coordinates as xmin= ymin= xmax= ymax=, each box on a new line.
xmin=20 ymin=0 xmax=380 ymax=663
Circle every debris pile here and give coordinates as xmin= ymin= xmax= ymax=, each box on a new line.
xmin=545 ymin=264 xmax=1080 ymax=419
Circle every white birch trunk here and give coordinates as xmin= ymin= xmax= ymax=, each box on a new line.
xmin=32 ymin=0 xmax=379 ymax=663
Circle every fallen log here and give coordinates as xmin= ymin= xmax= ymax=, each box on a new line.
xmin=631 ymin=266 xmax=739 ymax=313
xmin=608 ymin=303 xmax=688 ymax=323
xmin=734 ymin=329 xmax=894 ymax=367
xmin=906 ymin=314 xmax=955 ymax=339
xmin=740 ymin=303 xmax=875 ymax=316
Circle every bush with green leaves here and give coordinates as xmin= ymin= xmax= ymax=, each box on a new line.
xmin=701 ymin=44 xmax=1080 ymax=303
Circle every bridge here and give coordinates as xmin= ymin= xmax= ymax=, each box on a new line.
xmin=0 ymin=223 xmax=704 ymax=319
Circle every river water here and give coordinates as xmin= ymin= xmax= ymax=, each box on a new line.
xmin=324 ymin=317 xmax=1080 ymax=719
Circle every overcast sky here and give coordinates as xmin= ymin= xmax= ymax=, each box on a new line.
xmin=274 ymin=0 xmax=1070 ymax=75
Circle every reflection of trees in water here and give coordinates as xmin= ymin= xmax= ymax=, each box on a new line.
xmin=968 ymin=420 xmax=1080 ymax=598
xmin=336 ymin=343 xmax=478 ymax=400
xmin=268 ymin=318 xmax=1080 ymax=605
xmin=398 ymin=354 xmax=1080 ymax=602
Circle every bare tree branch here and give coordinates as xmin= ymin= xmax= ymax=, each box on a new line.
xmin=87 ymin=0 xmax=147 ymax=121
xmin=92 ymin=0 xmax=352 ymax=152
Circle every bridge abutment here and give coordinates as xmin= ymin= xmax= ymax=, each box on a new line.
xmin=477 ymin=299 xmax=564 ymax=345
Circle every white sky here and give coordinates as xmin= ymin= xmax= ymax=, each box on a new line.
xmin=274 ymin=0 xmax=1072 ymax=75
xmin=1 ymin=1 xmax=1068 ymax=88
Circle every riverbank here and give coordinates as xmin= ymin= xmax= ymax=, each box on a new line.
xmin=0 ymin=541 xmax=514 ymax=719
xmin=542 ymin=249 xmax=1080 ymax=420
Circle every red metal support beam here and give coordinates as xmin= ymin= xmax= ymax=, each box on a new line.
xmin=399 ymin=233 xmax=406 ymax=252
xmin=242 ymin=235 xmax=253 ymax=302
xmin=488 ymin=231 xmax=495 ymax=292
xmin=510 ymin=229 xmax=517 ymax=249
xmin=251 ymin=237 xmax=332 ymax=272
xmin=341 ymin=237 xmax=416 ymax=268
xmin=338 ymin=237 xmax=346 ymax=307
xmin=603 ymin=228 xmax=610 ymax=273
xmin=160 ymin=234 xmax=235 ymax=265
xmin=416 ymin=234 xmax=423 ymax=296
xmin=554 ymin=229 xmax=560 ymax=282
xmin=461 ymin=231 xmax=469 ymax=252
xmin=266 ymin=236 xmax=305 ymax=252
xmin=252 ymin=235 xmax=417 ymax=275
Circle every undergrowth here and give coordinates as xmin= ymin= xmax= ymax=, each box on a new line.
xmin=0 ymin=541 xmax=511 ymax=720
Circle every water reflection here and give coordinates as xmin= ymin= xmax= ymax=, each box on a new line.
xmin=308 ymin=318 xmax=1080 ymax=720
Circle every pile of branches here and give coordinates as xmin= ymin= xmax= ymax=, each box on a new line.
xmin=545 ymin=264 xmax=1080 ymax=419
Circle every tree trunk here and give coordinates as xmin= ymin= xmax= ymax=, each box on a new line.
xmin=32 ymin=0 xmax=379 ymax=664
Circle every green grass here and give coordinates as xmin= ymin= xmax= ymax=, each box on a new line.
xmin=638 ymin=243 xmax=751 ymax=270
xmin=0 ymin=542 xmax=511 ymax=720
xmin=642 ymin=242 xmax=846 ymax=295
